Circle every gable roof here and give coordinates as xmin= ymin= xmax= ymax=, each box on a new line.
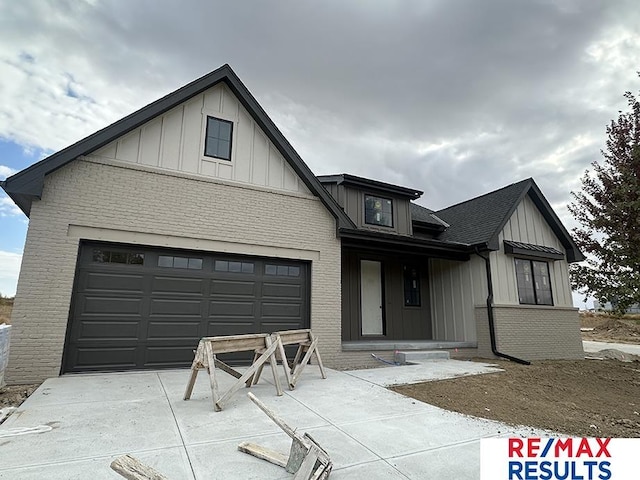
xmin=0 ymin=64 xmax=355 ymax=229
xmin=435 ymin=178 xmax=584 ymax=262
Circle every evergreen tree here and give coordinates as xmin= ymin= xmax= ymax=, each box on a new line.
xmin=569 ymin=85 xmax=640 ymax=314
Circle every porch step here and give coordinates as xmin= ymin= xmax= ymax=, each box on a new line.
xmin=395 ymin=350 xmax=450 ymax=363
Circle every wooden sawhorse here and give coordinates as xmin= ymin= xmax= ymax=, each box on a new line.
xmin=183 ymin=333 xmax=283 ymax=411
xmin=252 ymin=329 xmax=326 ymax=390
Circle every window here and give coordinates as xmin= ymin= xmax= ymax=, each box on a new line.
xmin=214 ymin=260 xmax=254 ymax=274
xmin=364 ymin=195 xmax=393 ymax=227
xmin=204 ymin=116 xmax=233 ymax=160
xmin=158 ymin=255 xmax=203 ymax=269
xmin=93 ymin=249 xmax=144 ymax=265
xmin=403 ymin=266 xmax=421 ymax=306
xmin=515 ymin=259 xmax=553 ymax=306
xmin=265 ymin=264 xmax=300 ymax=277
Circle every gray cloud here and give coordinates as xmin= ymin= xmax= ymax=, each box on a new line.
xmin=1 ymin=0 xmax=640 ymax=233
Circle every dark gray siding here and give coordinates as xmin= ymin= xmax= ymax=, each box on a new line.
xmin=341 ymin=249 xmax=431 ymax=341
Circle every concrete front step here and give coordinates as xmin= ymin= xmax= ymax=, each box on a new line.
xmin=395 ymin=350 xmax=450 ymax=363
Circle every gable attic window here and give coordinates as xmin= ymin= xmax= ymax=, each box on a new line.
xmin=204 ymin=116 xmax=233 ymax=160
xmin=364 ymin=194 xmax=393 ymax=227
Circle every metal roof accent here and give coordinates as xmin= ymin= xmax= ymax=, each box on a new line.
xmin=503 ymin=240 xmax=565 ymax=260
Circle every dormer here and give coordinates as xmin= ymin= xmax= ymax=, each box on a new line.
xmin=318 ymin=174 xmax=422 ymax=236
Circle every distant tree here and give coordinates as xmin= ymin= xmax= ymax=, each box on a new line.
xmin=568 ymin=83 xmax=640 ymax=315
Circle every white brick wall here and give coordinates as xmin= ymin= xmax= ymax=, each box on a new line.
xmin=8 ymin=157 xmax=342 ymax=383
xmin=474 ymin=305 xmax=583 ymax=360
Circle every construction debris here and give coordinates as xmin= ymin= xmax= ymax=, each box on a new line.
xmin=110 ymin=454 xmax=168 ymax=480
xmin=238 ymin=392 xmax=332 ymax=479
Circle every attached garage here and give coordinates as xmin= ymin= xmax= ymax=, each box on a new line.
xmin=62 ymin=242 xmax=310 ymax=373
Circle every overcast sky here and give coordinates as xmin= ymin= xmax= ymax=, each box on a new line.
xmin=0 ymin=0 xmax=639 ymax=302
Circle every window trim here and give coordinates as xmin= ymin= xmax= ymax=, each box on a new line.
xmin=364 ymin=194 xmax=394 ymax=228
xmin=514 ymin=258 xmax=554 ymax=306
xmin=203 ymin=115 xmax=233 ymax=161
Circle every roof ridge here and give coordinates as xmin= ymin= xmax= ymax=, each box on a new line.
xmin=436 ymin=178 xmax=532 ymax=213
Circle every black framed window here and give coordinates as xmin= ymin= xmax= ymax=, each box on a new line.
xmin=403 ymin=266 xmax=421 ymax=306
xmin=265 ymin=264 xmax=300 ymax=277
xmin=158 ymin=255 xmax=203 ymax=270
xmin=93 ymin=249 xmax=144 ymax=265
xmin=204 ymin=116 xmax=233 ymax=160
xmin=364 ymin=195 xmax=393 ymax=227
xmin=214 ymin=260 xmax=254 ymax=274
xmin=515 ymin=259 xmax=553 ymax=306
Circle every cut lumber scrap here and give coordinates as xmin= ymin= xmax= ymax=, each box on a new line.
xmin=238 ymin=441 xmax=288 ymax=468
xmin=110 ymin=454 xmax=168 ymax=480
xmin=239 ymin=393 xmax=332 ymax=479
xmin=277 ymin=329 xmax=326 ymax=389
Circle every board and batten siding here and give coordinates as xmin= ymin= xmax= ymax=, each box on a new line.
xmin=334 ymin=184 xmax=413 ymax=236
xmin=90 ymin=83 xmax=311 ymax=195
xmin=429 ymin=255 xmax=486 ymax=342
xmin=490 ymin=194 xmax=573 ymax=307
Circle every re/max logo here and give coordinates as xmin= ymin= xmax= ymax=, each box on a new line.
xmin=509 ymin=439 xmax=612 ymax=458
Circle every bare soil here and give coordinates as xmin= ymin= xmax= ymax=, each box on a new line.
xmin=0 ymin=298 xmax=12 ymax=325
xmin=580 ymin=312 xmax=640 ymax=344
xmin=392 ymin=312 xmax=640 ymax=437
xmin=0 ymin=384 xmax=39 ymax=410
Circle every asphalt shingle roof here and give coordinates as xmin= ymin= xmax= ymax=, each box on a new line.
xmin=434 ymin=179 xmax=532 ymax=246
xmin=410 ymin=203 xmax=449 ymax=228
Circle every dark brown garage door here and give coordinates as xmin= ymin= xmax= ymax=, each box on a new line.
xmin=62 ymin=242 xmax=310 ymax=373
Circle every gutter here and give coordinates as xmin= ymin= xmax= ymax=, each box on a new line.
xmin=475 ymin=248 xmax=530 ymax=365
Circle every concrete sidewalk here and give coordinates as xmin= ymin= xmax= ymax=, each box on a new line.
xmin=0 ymin=360 xmax=544 ymax=479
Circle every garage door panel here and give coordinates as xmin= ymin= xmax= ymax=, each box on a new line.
xmin=82 ymin=297 xmax=143 ymax=315
xmin=261 ymin=320 xmax=306 ymax=331
xmin=262 ymin=302 xmax=301 ymax=317
xmin=152 ymin=276 xmax=205 ymax=295
xmin=64 ymin=242 xmax=309 ymax=373
xmin=211 ymin=279 xmax=256 ymax=296
xmin=206 ymin=321 xmax=259 ymax=336
xmin=72 ymin=347 xmax=138 ymax=371
xmin=144 ymin=346 xmax=195 ymax=367
xmin=209 ymin=300 xmax=255 ymax=316
xmin=262 ymin=283 xmax=302 ymax=299
xmin=150 ymin=298 xmax=203 ymax=316
xmin=76 ymin=320 xmax=140 ymax=340
xmin=83 ymin=271 xmax=145 ymax=293
xmin=146 ymin=320 xmax=201 ymax=339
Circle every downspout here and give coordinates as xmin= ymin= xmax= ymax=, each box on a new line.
xmin=475 ymin=248 xmax=530 ymax=365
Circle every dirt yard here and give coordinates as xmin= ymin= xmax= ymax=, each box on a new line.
xmin=0 ymin=297 xmax=12 ymax=325
xmin=392 ymin=312 xmax=640 ymax=437
xmin=393 ymin=359 xmax=640 ymax=438
xmin=581 ymin=312 xmax=640 ymax=344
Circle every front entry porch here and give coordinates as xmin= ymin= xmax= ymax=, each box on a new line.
xmin=340 ymin=233 xmax=472 ymax=346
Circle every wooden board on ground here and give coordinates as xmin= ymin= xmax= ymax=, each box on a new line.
xmin=238 ymin=392 xmax=333 ymax=479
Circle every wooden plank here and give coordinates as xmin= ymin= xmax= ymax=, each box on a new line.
xmin=266 ymin=336 xmax=283 ymax=396
xmin=277 ymin=330 xmax=313 ymax=345
xmin=247 ymin=392 xmax=297 ymax=439
xmin=276 ymin=334 xmax=294 ymax=389
xmin=110 ymin=454 xmax=168 ymax=480
xmin=237 ymin=442 xmax=288 ymax=468
xmin=204 ymin=341 xmax=220 ymax=412
xmin=291 ymin=338 xmax=319 ymax=386
xmin=215 ymin=341 xmax=281 ymax=410
xmin=213 ymin=358 xmax=242 ymax=379
xmin=292 ymin=445 xmax=321 ymax=480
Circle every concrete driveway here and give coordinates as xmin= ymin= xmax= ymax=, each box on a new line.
xmin=0 ymin=360 xmax=545 ymax=479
